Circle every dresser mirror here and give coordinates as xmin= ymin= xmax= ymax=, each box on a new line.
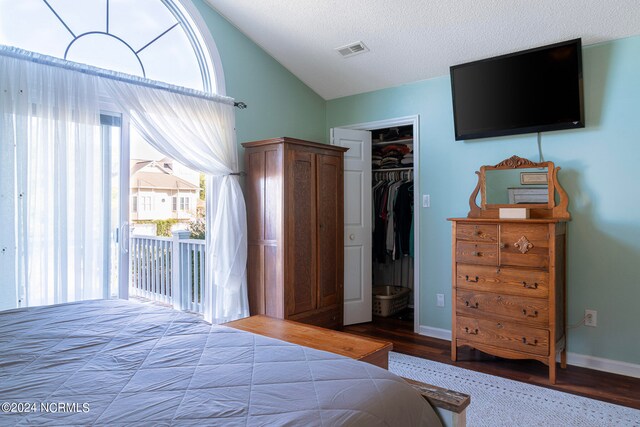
xmin=484 ymin=167 xmax=549 ymax=205
xmin=468 ymin=155 xmax=570 ymax=219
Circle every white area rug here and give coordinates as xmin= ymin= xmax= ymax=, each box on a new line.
xmin=388 ymin=352 xmax=640 ymax=427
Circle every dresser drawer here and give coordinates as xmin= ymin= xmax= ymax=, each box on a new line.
xmin=500 ymin=223 xmax=550 ymax=269
xmin=456 ymin=223 xmax=498 ymax=243
xmin=456 ymin=290 xmax=549 ymax=326
xmin=456 ymin=242 xmax=498 ymax=266
xmin=457 ymin=316 xmax=549 ymax=356
xmin=456 ymin=264 xmax=549 ymax=298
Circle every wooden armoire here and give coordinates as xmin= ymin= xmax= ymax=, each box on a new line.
xmin=242 ymin=137 xmax=348 ymax=329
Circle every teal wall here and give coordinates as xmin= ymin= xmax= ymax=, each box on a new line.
xmin=193 ymin=0 xmax=326 ymax=145
xmin=327 ymin=36 xmax=640 ymax=365
xmin=191 ymin=2 xmax=639 ymax=365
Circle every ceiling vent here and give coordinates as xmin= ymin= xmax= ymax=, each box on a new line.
xmin=335 ymin=41 xmax=369 ymax=58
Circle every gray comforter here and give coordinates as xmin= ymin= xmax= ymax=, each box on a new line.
xmin=0 ymin=299 xmax=440 ymax=426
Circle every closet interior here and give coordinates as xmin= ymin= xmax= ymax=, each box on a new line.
xmin=371 ymin=125 xmax=415 ymax=323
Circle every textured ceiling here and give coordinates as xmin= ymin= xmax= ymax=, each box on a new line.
xmin=204 ymin=0 xmax=640 ymax=100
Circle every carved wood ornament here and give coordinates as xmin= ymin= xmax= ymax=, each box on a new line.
xmin=514 ymin=236 xmax=533 ymax=254
xmin=494 ymin=155 xmax=542 ymax=169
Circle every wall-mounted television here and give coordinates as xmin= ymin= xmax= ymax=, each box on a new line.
xmin=450 ymin=39 xmax=584 ymax=141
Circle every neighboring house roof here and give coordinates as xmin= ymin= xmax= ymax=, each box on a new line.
xmin=130 ymin=160 xmax=152 ymax=175
xmin=132 ymin=171 xmax=199 ymax=191
xmin=131 ymin=158 xmax=174 ymax=175
xmin=131 ymin=158 xmax=199 ymax=191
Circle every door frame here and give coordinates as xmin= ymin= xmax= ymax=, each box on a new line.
xmin=336 ymin=114 xmax=421 ymax=333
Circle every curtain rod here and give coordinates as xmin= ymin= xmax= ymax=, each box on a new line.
xmin=0 ymin=44 xmax=247 ymax=109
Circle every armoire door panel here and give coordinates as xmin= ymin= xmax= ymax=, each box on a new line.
xmin=286 ymin=150 xmax=317 ymax=316
xmin=247 ymin=244 xmax=264 ymax=315
xmin=246 ymin=152 xmax=265 ymax=242
xmin=264 ymin=148 xmax=281 ymax=242
xmin=263 ymin=244 xmax=282 ymax=318
xmin=317 ymin=154 xmax=342 ymax=308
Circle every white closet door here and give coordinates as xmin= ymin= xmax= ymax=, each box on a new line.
xmin=331 ymin=128 xmax=372 ymax=325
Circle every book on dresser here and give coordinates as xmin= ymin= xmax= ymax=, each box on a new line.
xmin=448 ymin=155 xmax=570 ymax=384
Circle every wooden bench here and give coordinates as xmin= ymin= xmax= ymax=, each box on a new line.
xmin=225 ymin=315 xmax=470 ymax=426
xmin=225 ymin=315 xmax=393 ymax=368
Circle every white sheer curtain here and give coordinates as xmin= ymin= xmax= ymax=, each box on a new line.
xmin=103 ymin=80 xmax=249 ymax=324
xmin=0 ymin=55 xmax=105 ymax=307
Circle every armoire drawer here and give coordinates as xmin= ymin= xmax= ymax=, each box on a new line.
xmin=456 ymin=223 xmax=498 ymax=243
xmin=456 ymin=264 xmax=549 ymax=298
xmin=456 ymin=290 xmax=549 ymax=325
xmin=500 ymin=223 xmax=550 ymax=269
xmin=457 ymin=316 xmax=549 ymax=356
xmin=456 ymin=242 xmax=498 ymax=265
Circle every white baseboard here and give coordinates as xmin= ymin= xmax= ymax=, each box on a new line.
xmin=419 ymin=325 xmax=452 ymax=341
xmin=417 ymin=325 xmax=640 ymax=379
xmin=564 ymin=352 xmax=640 ymax=379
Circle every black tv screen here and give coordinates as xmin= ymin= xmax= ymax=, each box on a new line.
xmin=450 ymin=39 xmax=584 ymax=140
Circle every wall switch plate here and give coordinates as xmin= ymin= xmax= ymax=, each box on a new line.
xmin=423 ymin=194 xmax=430 ymax=208
xmin=436 ymin=293 xmax=445 ymax=307
xmin=585 ymin=309 xmax=597 ymax=327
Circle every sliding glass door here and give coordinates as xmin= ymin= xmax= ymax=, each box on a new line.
xmin=9 ymin=109 xmax=129 ymax=308
xmin=100 ymin=113 xmax=129 ymax=300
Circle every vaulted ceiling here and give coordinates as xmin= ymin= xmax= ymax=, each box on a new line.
xmin=205 ymin=0 xmax=640 ymax=100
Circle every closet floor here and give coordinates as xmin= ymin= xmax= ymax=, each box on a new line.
xmin=342 ymin=316 xmax=640 ymax=410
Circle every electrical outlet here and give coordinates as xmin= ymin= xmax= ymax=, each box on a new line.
xmin=584 ymin=309 xmax=597 ymax=327
xmin=436 ymin=293 xmax=445 ymax=307
xmin=422 ymin=194 xmax=430 ymax=208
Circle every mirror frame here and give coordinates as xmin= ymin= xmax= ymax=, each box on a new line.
xmin=468 ymin=155 xmax=570 ymax=219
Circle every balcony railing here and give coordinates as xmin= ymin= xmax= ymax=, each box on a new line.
xmin=129 ymin=231 xmax=205 ymax=313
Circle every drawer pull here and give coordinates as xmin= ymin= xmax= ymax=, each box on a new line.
xmin=474 ymin=230 xmax=482 ymax=236
xmin=522 ymin=309 xmax=539 ymax=318
xmin=522 ymin=281 xmax=539 ymax=289
xmin=499 ymin=243 xmax=506 ymax=249
xmin=496 ymin=323 xmax=503 ymax=329
xmin=522 ymin=337 xmax=538 ymax=346
xmin=465 ymin=301 xmax=479 ymax=309
xmin=471 ymin=251 xmax=482 ymax=257
xmin=464 ymin=327 xmax=479 ymax=335
xmin=465 ymin=275 xmax=479 ymax=283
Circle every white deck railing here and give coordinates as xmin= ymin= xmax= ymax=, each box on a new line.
xmin=129 ymin=231 xmax=205 ymax=314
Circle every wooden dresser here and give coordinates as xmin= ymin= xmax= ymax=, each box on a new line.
xmin=449 ymin=156 xmax=570 ymax=383
xmin=242 ymin=137 xmax=348 ymax=329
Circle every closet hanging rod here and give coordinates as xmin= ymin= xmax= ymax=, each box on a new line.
xmin=372 ymin=167 xmax=413 ymax=172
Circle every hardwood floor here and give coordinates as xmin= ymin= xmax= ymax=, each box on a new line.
xmin=343 ymin=313 xmax=640 ymax=410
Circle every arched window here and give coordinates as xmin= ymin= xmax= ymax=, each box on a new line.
xmin=0 ymin=0 xmax=222 ymax=93
xmin=0 ymin=0 xmax=236 ymax=312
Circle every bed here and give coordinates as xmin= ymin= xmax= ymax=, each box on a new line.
xmin=0 ymin=299 xmax=441 ymax=426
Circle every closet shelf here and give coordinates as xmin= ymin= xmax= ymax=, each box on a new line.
xmin=373 ymin=167 xmax=414 ymax=172
xmin=371 ymin=138 xmax=413 ymax=146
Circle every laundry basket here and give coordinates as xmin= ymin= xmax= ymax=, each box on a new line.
xmin=372 ymin=286 xmax=410 ymax=317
